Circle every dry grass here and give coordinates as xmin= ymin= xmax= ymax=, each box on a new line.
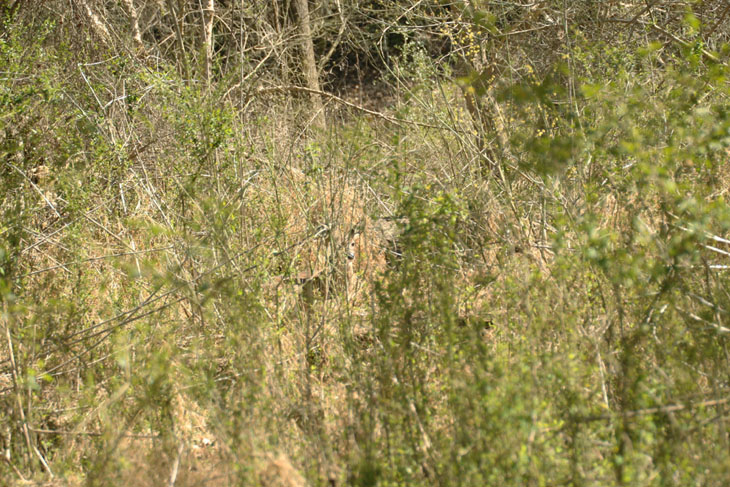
xmin=3 ymin=6 xmax=730 ymax=483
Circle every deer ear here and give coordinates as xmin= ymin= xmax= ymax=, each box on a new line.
xmin=348 ymin=219 xmax=365 ymax=238
xmin=315 ymin=223 xmax=331 ymax=239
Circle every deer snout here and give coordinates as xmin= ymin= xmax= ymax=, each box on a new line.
xmin=346 ymin=240 xmax=357 ymax=260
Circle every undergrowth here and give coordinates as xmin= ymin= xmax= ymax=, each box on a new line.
xmin=2 ymin=6 xmax=730 ymax=487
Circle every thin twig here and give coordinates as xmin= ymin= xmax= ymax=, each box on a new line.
xmin=4 ymin=162 xmax=61 ymax=218
xmin=30 ymin=428 xmax=160 ymax=439
xmin=168 ymin=441 xmax=184 ymax=487
xmin=253 ymin=85 xmax=458 ymax=131
xmin=704 ymin=2 xmax=730 ymax=39
xmin=649 ymin=22 xmax=722 ymax=65
xmin=19 ymin=246 xmax=174 ymax=278
xmin=573 ymin=397 xmax=730 ymax=423
xmin=3 ymin=306 xmax=35 ymax=470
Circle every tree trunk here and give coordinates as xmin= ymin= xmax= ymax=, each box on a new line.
xmin=293 ymin=0 xmax=326 ymax=130
xmin=79 ymin=0 xmax=111 ymax=44
xmin=201 ymin=0 xmax=215 ymax=87
xmin=120 ymin=0 xmax=145 ymax=54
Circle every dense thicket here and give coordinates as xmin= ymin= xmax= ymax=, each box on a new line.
xmin=2 ymin=2 xmax=730 ymax=486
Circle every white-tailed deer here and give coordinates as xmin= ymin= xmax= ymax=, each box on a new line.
xmin=264 ymin=167 xmax=386 ymax=309
xmin=287 ymin=222 xmax=363 ymax=306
